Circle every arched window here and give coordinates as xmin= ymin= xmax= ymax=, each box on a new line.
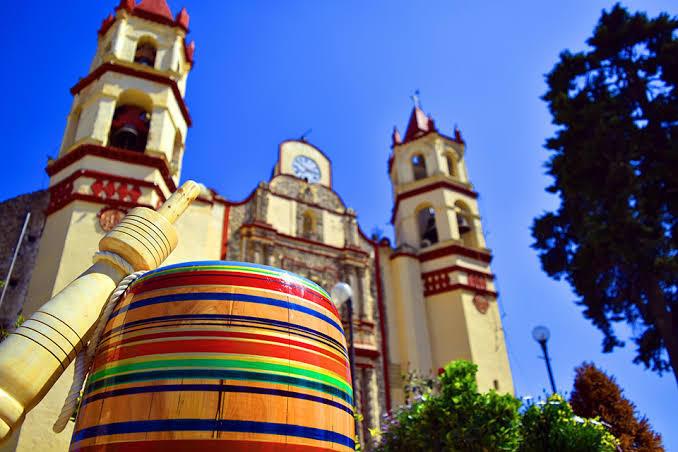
xmin=134 ymin=37 xmax=157 ymax=67
xmin=445 ymin=154 xmax=456 ymax=177
xmin=417 ymin=207 xmax=438 ymax=247
xmin=109 ymin=105 xmax=151 ymax=152
xmin=455 ymin=201 xmax=477 ymax=247
xmin=62 ymin=106 xmax=81 ymax=152
xmin=412 ymin=154 xmax=427 ymax=180
xmin=302 ymin=210 xmax=316 ymax=239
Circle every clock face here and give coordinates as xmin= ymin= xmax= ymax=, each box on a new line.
xmin=292 ymin=155 xmax=321 ymax=183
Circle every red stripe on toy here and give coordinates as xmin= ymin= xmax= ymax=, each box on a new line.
xmin=98 ymin=330 xmax=347 ymax=366
xmin=93 ymin=338 xmax=350 ymax=381
xmin=130 ymin=271 xmax=338 ymax=316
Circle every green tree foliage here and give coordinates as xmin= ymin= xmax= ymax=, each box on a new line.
xmin=378 ymin=361 xmax=521 ymax=451
xmin=376 ymin=361 xmax=616 ymax=452
xmin=520 ymin=395 xmax=617 ymax=452
xmin=570 ymin=363 xmax=663 ymax=451
xmin=531 ymin=4 xmax=678 ymax=380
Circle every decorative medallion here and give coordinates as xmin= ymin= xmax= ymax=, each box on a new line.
xmin=473 ymin=294 xmax=490 ymax=314
xmin=98 ymin=207 xmax=126 ymax=232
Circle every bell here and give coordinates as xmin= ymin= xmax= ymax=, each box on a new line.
xmin=110 ymin=125 xmax=139 ymax=150
xmin=134 ymin=44 xmax=156 ymax=66
xmin=457 ymin=213 xmax=471 ymax=234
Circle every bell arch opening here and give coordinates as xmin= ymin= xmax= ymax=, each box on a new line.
xmin=134 ymin=36 xmax=157 ymax=67
xmin=455 ymin=200 xmax=477 ymax=248
xmin=417 ymin=206 xmax=439 ymax=248
xmin=411 ymin=153 xmax=427 ymax=180
xmin=108 ymin=90 xmax=153 ymax=152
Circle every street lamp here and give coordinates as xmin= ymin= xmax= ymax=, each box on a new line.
xmin=331 ymin=282 xmax=359 ymax=437
xmin=532 ymin=325 xmax=557 ymax=394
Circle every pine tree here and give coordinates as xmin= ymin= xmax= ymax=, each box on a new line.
xmin=570 ymin=363 xmax=663 ymax=451
xmin=531 ymin=4 xmax=678 ymax=380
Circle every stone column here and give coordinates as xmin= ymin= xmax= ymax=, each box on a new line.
xmin=263 ymin=244 xmax=275 ymax=266
xmin=354 ymin=369 xmax=364 ymax=447
xmin=364 ymin=366 xmax=380 ymax=450
xmin=252 ymin=241 xmax=263 ymax=264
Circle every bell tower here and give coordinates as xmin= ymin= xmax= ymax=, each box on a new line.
xmin=27 ymin=0 xmax=194 ymax=314
xmin=383 ymin=103 xmax=514 ymax=400
xmin=5 ymin=2 xmax=195 ymax=451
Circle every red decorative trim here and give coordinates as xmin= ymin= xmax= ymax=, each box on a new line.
xmin=422 ymin=267 xmax=497 ymax=297
xmin=355 ymin=347 xmax=380 ymax=359
xmin=47 ymin=144 xmax=177 ymax=193
xmin=46 ymin=169 xmax=161 ymax=216
xmin=391 ymin=180 xmax=478 ymax=223
xmin=418 ymin=243 xmax=492 ymax=263
xmin=130 ymin=8 xmax=176 ymax=28
xmin=47 ymin=188 xmax=154 ymax=217
xmin=220 ymin=204 xmax=231 ymax=260
xmin=467 ymin=273 xmax=487 ymax=290
xmin=424 ymin=282 xmax=498 ymax=298
xmin=373 ymin=242 xmax=392 ymax=412
xmin=389 ymin=250 xmax=417 ymax=261
xmin=70 ymin=62 xmax=192 ymax=127
xmin=422 ymin=265 xmax=494 ymax=280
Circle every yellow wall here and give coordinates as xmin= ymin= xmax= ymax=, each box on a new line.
xmin=389 ymin=255 xmax=432 ymax=374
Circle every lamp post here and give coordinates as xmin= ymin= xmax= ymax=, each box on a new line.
xmin=331 ymin=282 xmax=359 ymax=440
xmin=532 ymin=325 xmax=557 ymax=394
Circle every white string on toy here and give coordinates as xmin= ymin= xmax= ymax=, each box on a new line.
xmin=52 ymin=269 xmax=145 ymax=433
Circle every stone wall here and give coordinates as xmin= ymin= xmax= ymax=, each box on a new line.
xmin=0 ymin=190 xmax=49 ymax=327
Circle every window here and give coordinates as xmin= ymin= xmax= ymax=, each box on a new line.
xmin=134 ymin=38 xmax=157 ymax=67
xmin=417 ymin=207 xmax=438 ymax=247
xmin=455 ymin=201 xmax=477 ymax=247
xmin=412 ymin=154 xmax=427 ymax=180
xmin=109 ymin=105 xmax=151 ymax=152
xmin=62 ymin=107 xmax=81 ymax=152
xmin=445 ymin=154 xmax=456 ymax=177
xmin=302 ymin=210 xmax=316 ymax=239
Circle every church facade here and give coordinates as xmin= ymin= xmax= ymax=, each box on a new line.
xmin=0 ymin=1 xmax=513 ymax=450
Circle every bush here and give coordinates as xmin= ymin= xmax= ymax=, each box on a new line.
xmin=376 ymin=360 xmax=618 ymax=452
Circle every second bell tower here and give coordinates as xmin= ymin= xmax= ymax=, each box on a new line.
xmin=381 ymin=103 xmax=514 ymax=403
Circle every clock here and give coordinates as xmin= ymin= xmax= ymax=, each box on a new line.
xmin=292 ymin=155 xmax=321 ymax=183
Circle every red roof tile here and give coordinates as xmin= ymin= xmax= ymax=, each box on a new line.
xmin=135 ymin=0 xmax=173 ymax=20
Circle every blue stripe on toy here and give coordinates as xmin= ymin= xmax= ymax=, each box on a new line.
xmin=72 ymin=418 xmax=355 ymax=448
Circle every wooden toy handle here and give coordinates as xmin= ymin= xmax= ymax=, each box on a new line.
xmin=0 ymin=181 xmax=201 ymax=442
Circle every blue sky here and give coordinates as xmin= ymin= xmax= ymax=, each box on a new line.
xmin=1 ymin=0 xmax=676 ymax=448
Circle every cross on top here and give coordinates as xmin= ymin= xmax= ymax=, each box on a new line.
xmin=410 ymin=90 xmax=421 ymax=108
